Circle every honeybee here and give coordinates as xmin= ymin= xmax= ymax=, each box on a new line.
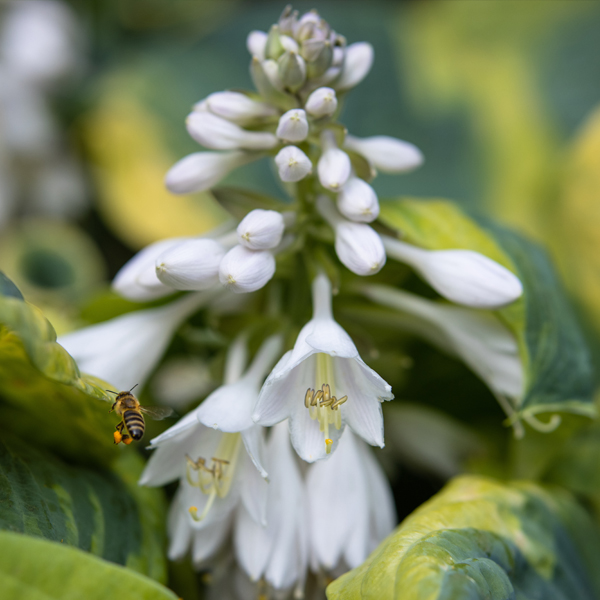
xmin=107 ymin=384 xmax=173 ymax=445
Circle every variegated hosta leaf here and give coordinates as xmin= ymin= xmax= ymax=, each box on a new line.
xmin=378 ymin=198 xmax=594 ymax=427
xmin=327 ymin=475 xmax=600 ymax=600
xmin=0 ymin=530 xmax=177 ymax=600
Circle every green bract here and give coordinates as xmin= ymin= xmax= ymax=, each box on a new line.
xmin=327 ymin=475 xmax=600 ymax=600
xmin=379 ymin=198 xmax=595 ymax=426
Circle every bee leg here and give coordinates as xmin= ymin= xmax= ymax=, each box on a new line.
xmin=109 ymin=402 xmax=116 ymax=414
xmin=115 ymin=421 xmax=125 ymax=433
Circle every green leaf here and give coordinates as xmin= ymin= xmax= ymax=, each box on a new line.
xmin=0 ymin=530 xmax=177 ymax=600
xmin=0 ymin=433 xmax=167 ymax=581
xmin=212 ymin=186 xmax=290 ymax=219
xmin=378 ymin=198 xmax=595 ymax=426
xmin=327 ymin=475 xmax=600 ymax=600
xmin=0 ymin=285 xmax=118 ymax=467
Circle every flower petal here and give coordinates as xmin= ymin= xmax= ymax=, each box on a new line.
xmin=196 ymin=379 xmax=258 ymax=432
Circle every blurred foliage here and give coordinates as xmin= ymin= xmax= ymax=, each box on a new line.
xmin=328 ymin=475 xmax=600 ymax=600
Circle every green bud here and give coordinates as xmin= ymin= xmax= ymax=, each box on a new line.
xmin=306 ymin=40 xmax=333 ymax=79
xmin=265 ymin=25 xmax=285 ymax=60
xmin=250 ymin=57 xmax=295 ymax=110
xmin=278 ymin=51 xmax=306 ymax=92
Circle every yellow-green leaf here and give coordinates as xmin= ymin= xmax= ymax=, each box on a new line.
xmin=327 ymin=475 xmax=600 ymax=600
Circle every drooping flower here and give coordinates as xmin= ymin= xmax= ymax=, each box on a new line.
xmin=253 ymin=273 xmax=394 ymax=462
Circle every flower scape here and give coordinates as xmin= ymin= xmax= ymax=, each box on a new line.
xmin=4 ymin=3 xmax=600 ymax=600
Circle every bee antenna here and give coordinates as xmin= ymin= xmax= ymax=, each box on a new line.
xmin=106 ymin=390 xmax=118 ymax=395
xmin=129 ymin=383 xmax=139 ymax=392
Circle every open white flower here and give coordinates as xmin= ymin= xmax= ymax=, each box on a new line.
xmin=361 ymin=285 xmax=524 ymax=402
xmin=253 ymin=273 xmax=393 ymax=463
xmin=382 ymin=236 xmax=523 ymax=309
xmin=59 ymin=292 xmax=213 ymax=390
xmin=306 ymin=429 xmax=395 ymax=571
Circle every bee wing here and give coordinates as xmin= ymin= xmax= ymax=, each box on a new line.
xmin=139 ymin=406 xmax=174 ymax=421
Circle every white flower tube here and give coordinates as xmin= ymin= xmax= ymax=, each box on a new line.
xmin=247 ymin=30 xmax=267 ymax=60
xmin=306 ymin=430 xmax=395 ymax=570
xmin=336 ymin=176 xmax=379 ymax=223
xmin=254 ymin=273 xmax=393 ymax=462
xmin=155 ymin=238 xmax=226 ymax=290
xmin=186 ymin=112 xmax=278 ymax=150
xmin=344 ymin=134 xmax=424 ymax=173
xmin=237 ymin=209 xmax=285 ymax=250
xmin=361 ymin=285 xmax=524 ymax=401
xmin=219 ymin=245 xmax=276 ymax=293
xmin=318 ymin=145 xmax=351 ymax=191
xmin=305 ymin=87 xmax=337 ymax=118
xmin=59 ymin=292 xmax=214 ymax=391
xmin=274 ymin=145 xmax=312 ymax=182
xmin=334 ymin=42 xmax=374 ymax=91
xmin=112 ymin=237 xmax=186 ymax=301
xmin=205 ymin=91 xmax=277 ymax=124
xmin=382 ymin=236 xmax=523 ymax=309
xmin=165 ymin=151 xmax=256 ymax=194
xmin=317 ymin=195 xmax=386 ymax=276
xmin=276 ymin=109 xmax=309 ymax=142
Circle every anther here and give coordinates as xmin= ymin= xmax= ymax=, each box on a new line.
xmin=305 ymin=388 xmax=314 ymax=408
xmin=322 ymin=384 xmax=330 ymax=403
xmin=312 ymin=389 xmax=323 ymax=406
xmin=325 ymin=439 xmax=333 ymax=454
xmin=332 ymin=395 xmax=347 ymax=409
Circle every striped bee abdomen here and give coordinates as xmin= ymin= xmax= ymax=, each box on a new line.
xmin=123 ymin=410 xmax=145 ymax=441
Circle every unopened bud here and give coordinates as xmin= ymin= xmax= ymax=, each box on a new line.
xmin=205 ymin=91 xmax=277 ymax=124
xmin=155 ymin=239 xmax=225 ymax=290
xmin=275 ymin=146 xmax=312 ymax=182
xmin=276 ymin=109 xmax=309 ymax=142
xmin=247 ymin=30 xmax=267 ymax=60
xmin=278 ymin=51 xmax=306 ymax=92
xmin=317 ymin=195 xmax=385 ymax=276
xmin=337 ymin=176 xmax=379 ymax=223
xmin=165 ymin=151 xmax=255 ymax=194
xmin=265 ymin=25 xmax=285 ymax=60
xmin=280 ymin=35 xmax=299 ymax=54
xmin=318 ymin=146 xmax=351 ymax=191
xmin=305 ymin=87 xmax=337 ymax=118
xmin=334 ymin=42 xmax=374 ymax=91
xmin=306 ymin=41 xmax=333 ymax=79
xmin=250 ymin=57 xmax=294 ymax=110
xmin=344 ymin=135 xmax=424 ymax=173
xmin=219 ymin=245 xmax=276 ymax=293
xmin=237 ymin=209 xmax=285 ymax=250
xmin=186 ymin=112 xmax=277 ymax=151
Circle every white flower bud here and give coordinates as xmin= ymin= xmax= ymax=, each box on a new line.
xmin=280 ymin=35 xmax=299 ymax=54
xmin=305 ymin=87 xmax=337 ymax=118
xmin=247 ymin=30 xmax=267 ymax=60
xmin=345 ymin=135 xmax=424 ymax=173
xmin=275 ymin=145 xmax=312 ymax=182
xmin=219 ymin=245 xmax=276 ymax=293
xmin=276 ymin=109 xmax=309 ymax=142
xmin=278 ymin=51 xmax=306 ymax=92
xmin=317 ymin=195 xmax=385 ymax=276
xmin=261 ymin=59 xmax=284 ymax=90
xmin=165 ymin=151 xmax=255 ymax=194
xmin=186 ymin=112 xmax=277 ymax=151
xmin=237 ymin=209 xmax=285 ymax=250
xmin=205 ymin=91 xmax=277 ymax=124
xmin=318 ymin=147 xmax=351 ymax=191
xmin=335 ymin=42 xmax=374 ymax=91
xmin=381 ymin=236 xmax=523 ymax=309
xmin=337 ymin=176 xmax=379 ymax=223
xmin=155 ymin=239 xmax=225 ymax=290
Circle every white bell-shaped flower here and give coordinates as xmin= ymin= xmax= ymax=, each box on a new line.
xmin=344 ymin=134 xmax=424 ymax=173
xmin=336 ymin=176 xmax=379 ymax=223
xmin=59 ymin=292 xmax=213 ymax=390
xmin=186 ymin=112 xmax=278 ymax=150
xmin=276 ymin=109 xmax=309 ymax=142
xmin=274 ymin=145 xmax=312 ymax=182
xmin=317 ymin=140 xmax=351 ymax=191
xmin=306 ymin=429 xmax=395 ymax=571
xmin=247 ymin=30 xmax=267 ymax=60
xmin=237 ymin=209 xmax=285 ymax=250
xmin=155 ymin=238 xmax=226 ymax=291
xmin=205 ymin=91 xmax=278 ymax=124
xmin=304 ymin=87 xmax=337 ymax=118
xmin=112 ymin=237 xmax=186 ymax=301
xmin=219 ymin=245 xmax=276 ymax=293
xmin=318 ymin=196 xmax=386 ymax=276
xmin=165 ymin=151 xmax=256 ymax=195
xmin=334 ymin=42 xmax=374 ymax=91
xmin=361 ymin=285 xmax=524 ymax=402
xmin=382 ymin=236 xmax=523 ymax=309
xmin=253 ymin=273 xmax=394 ymax=463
